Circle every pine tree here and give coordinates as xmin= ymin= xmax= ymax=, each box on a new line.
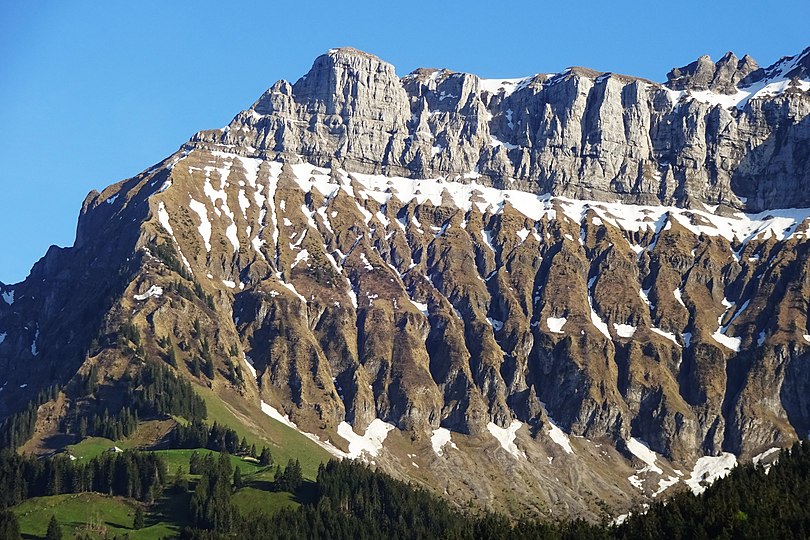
xmin=233 ymin=466 xmax=243 ymax=490
xmin=0 ymin=510 xmax=21 ymax=540
xmin=259 ymin=447 xmax=273 ymax=467
xmin=172 ymin=465 xmax=188 ymax=493
xmin=77 ymin=417 xmax=87 ymax=439
xmin=134 ymin=507 xmax=145 ymax=529
xmin=189 ymin=357 xmax=201 ymax=377
xmin=203 ymin=355 xmax=215 ymax=379
xmin=46 ymin=515 xmax=62 ymax=540
xmin=166 ymin=342 xmax=178 ymax=367
xmin=189 ymin=451 xmax=201 ymax=475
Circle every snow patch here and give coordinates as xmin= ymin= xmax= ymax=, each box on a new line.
xmin=712 ymin=298 xmax=742 ymax=352
xmin=291 ymin=249 xmax=310 ymax=269
xmin=685 ymin=453 xmax=737 ymax=495
xmin=260 ymin=401 xmax=296 ymax=429
xmin=409 ymin=299 xmax=429 ymax=316
xmin=587 ymin=278 xmax=611 ymax=340
xmin=487 ymin=318 xmax=504 ymax=331
xmin=653 ymin=476 xmax=680 ymax=497
xmin=650 ymin=327 xmax=680 ymax=346
xmin=157 ymin=202 xmax=174 ymax=235
xmin=547 ymin=420 xmax=573 ymax=454
xmin=626 ymin=438 xmax=663 ymax=474
xmin=157 ymin=202 xmax=193 ymax=274
xmin=516 ymin=227 xmax=530 ymax=243
xmin=242 ymin=355 xmax=257 ymax=379
xmin=614 ymin=323 xmax=637 ymax=338
xmin=30 ymin=326 xmax=39 ymax=357
xmin=481 ymin=230 xmax=496 ymax=253
xmin=188 ymin=199 xmax=212 ymax=252
xmin=712 ymin=332 xmax=742 ymax=352
xmin=260 ymin=400 xmax=347 ymax=459
xmin=546 ymin=317 xmax=567 ymax=333
xmin=2 ymin=291 xmax=13 ymax=305
xmin=431 ymin=427 xmax=458 ymax=457
xmin=278 ymin=280 xmax=307 ymax=304
xmin=752 ymin=447 xmax=780 ymax=472
xmin=337 ymin=419 xmax=395 ymax=459
xmin=478 ymin=76 xmax=533 ymax=97
xmin=487 ymin=420 xmax=525 ymax=458
xmin=134 ymin=285 xmax=163 ymax=301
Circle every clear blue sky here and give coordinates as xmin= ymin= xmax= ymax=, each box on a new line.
xmin=1 ymin=0 xmax=808 ymax=284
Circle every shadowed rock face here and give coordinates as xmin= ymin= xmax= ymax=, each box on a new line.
xmin=1 ymin=46 xmax=810 ymax=519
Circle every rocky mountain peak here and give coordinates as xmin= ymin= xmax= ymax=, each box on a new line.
xmin=748 ymin=46 xmax=810 ymax=85
xmin=290 ymin=46 xmax=408 ymax=117
xmin=194 ymin=45 xmax=810 ymax=212
xmin=665 ymin=51 xmax=760 ymax=93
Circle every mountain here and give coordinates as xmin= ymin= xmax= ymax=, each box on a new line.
xmin=0 ymin=45 xmax=809 ymax=520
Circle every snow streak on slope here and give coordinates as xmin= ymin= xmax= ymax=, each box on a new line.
xmin=547 ymin=420 xmax=573 ymax=454
xmin=259 ymin=401 xmax=345 ymax=458
xmin=626 ymin=438 xmax=663 ymax=474
xmin=166 ymin=153 xmax=810 ymax=255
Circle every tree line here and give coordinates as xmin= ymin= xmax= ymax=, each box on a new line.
xmin=0 ymin=385 xmax=59 ymax=450
xmin=171 ymin=420 xmax=273 ymax=467
xmin=0 ymin=449 xmax=167 ymax=509
xmin=77 ymin=361 xmax=208 ymax=441
xmin=176 ymin=441 xmax=810 ymax=539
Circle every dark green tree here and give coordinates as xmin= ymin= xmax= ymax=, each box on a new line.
xmin=233 ymin=466 xmax=243 ymax=490
xmin=189 ymin=451 xmax=201 ymax=475
xmin=46 ymin=515 xmax=62 ymax=540
xmin=134 ymin=506 xmax=145 ymax=529
xmin=0 ymin=510 xmax=21 ymax=540
xmin=258 ymin=447 xmax=273 ymax=467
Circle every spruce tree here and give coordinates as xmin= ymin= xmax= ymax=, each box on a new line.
xmin=134 ymin=507 xmax=145 ymax=529
xmin=46 ymin=515 xmax=62 ymax=540
xmin=259 ymin=446 xmax=273 ymax=466
xmin=203 ymin=356 xmax=215 ymax=379
xmin=189 ymin=451 xmax=201 ymax=475
xmin=233 ymin=466 xmax=243 ymax=490
xmin=0 ymin=510 xmax=21 ymax=540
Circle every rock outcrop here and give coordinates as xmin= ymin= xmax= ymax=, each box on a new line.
xmin=193 ymin=46 xmax=810 ymax=212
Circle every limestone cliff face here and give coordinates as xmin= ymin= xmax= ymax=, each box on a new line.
xmin=194 ymin=46 xmax=810 ymax=212
xmin=1 ymin=46 xmax=810 ymax=518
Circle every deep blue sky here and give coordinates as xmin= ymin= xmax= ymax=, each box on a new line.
xmin=1 ymin=0 xmax=808 ymax=284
